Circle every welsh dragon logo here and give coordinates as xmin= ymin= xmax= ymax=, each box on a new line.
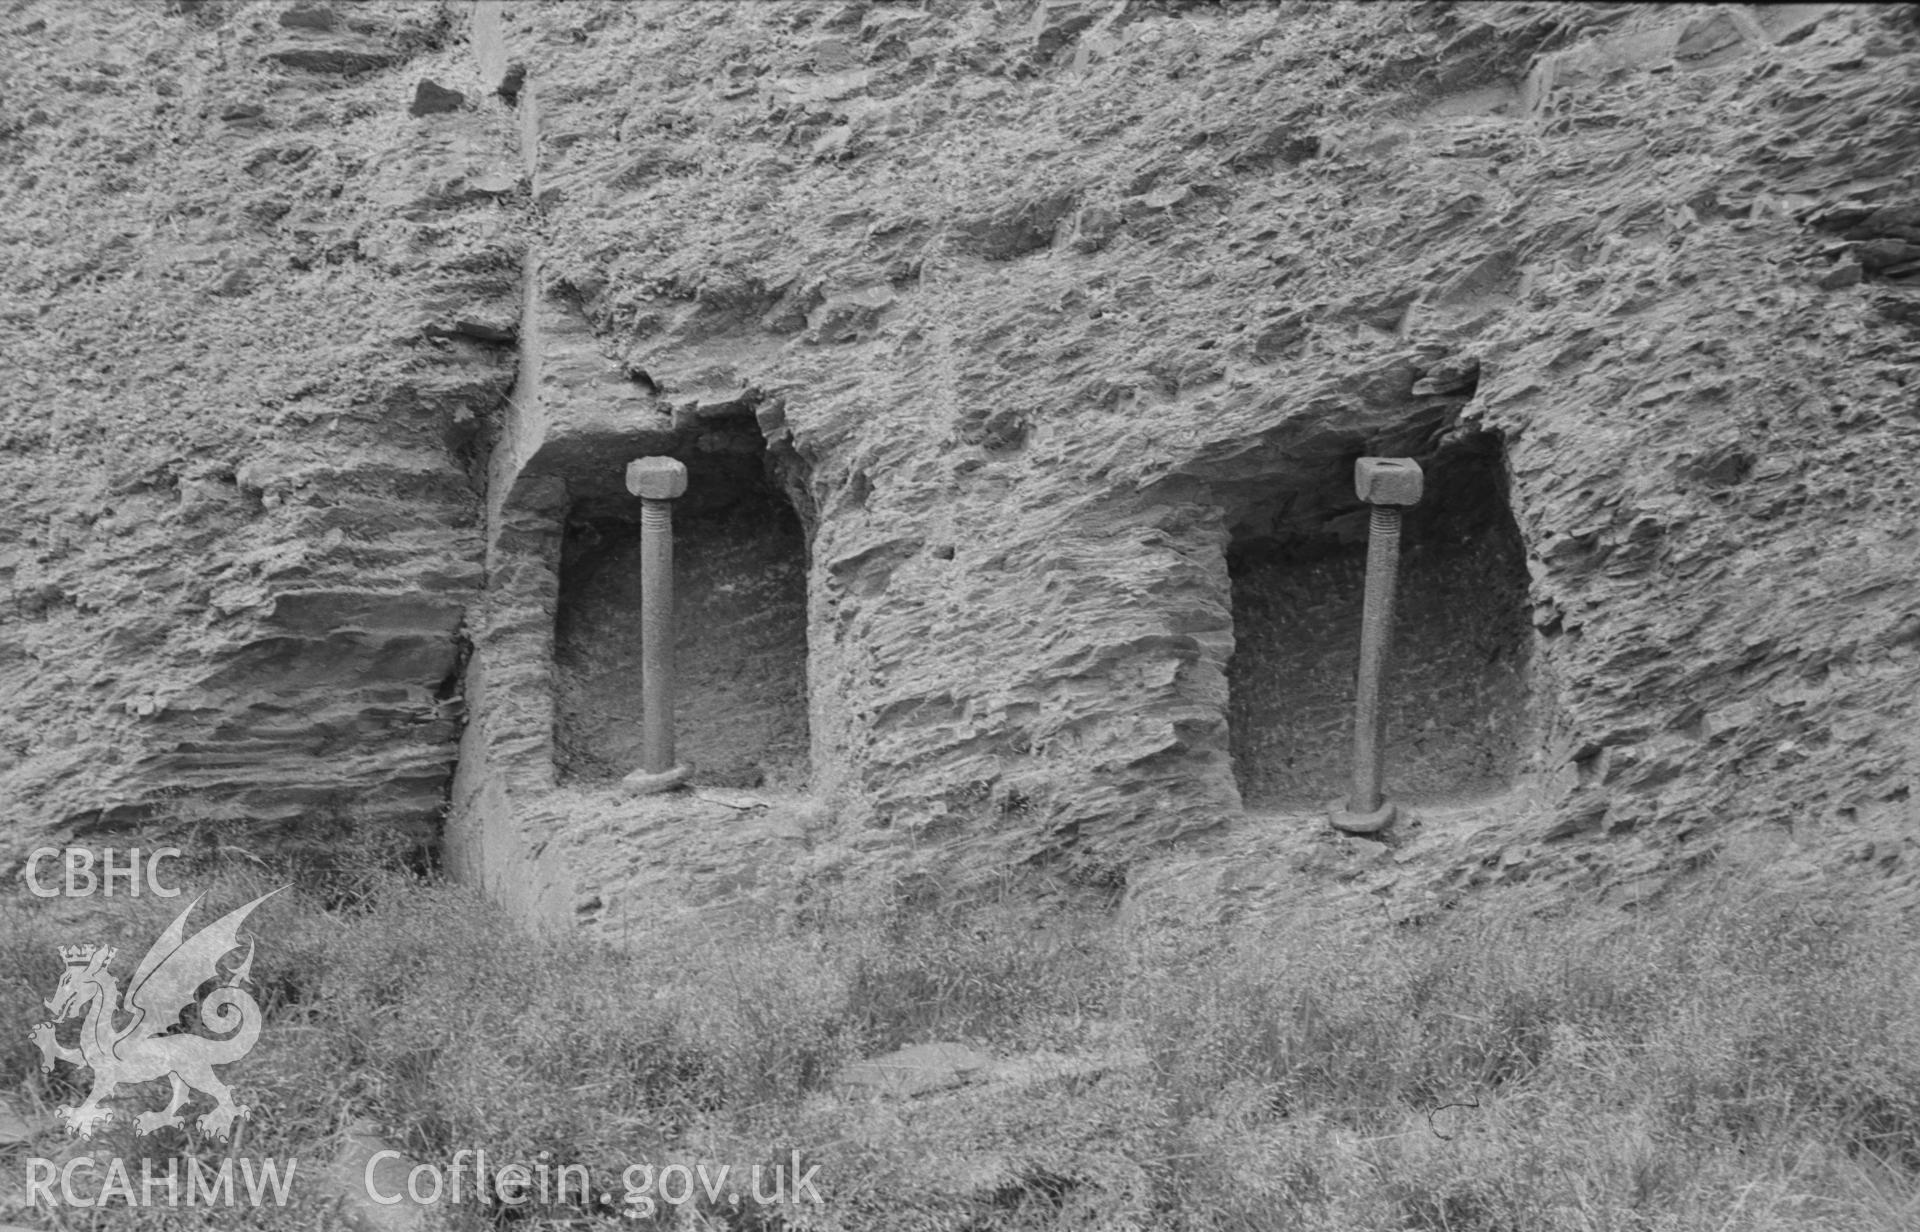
xmin=28 ymin=888 xmax=284 ymax=1140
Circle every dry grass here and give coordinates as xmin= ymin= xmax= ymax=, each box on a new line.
xmin=4 ymin=841 xmax=1919 ymax=1230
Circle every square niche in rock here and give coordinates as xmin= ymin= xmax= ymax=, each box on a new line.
xmin=553 ymin=443 xmax=811 ymax=791
xmin=1227 ymin=433 xmax=1532 ymax=810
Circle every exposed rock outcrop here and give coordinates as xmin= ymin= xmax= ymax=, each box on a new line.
xmin=2 ymin=0 xmax=519 ymax=852
xmin=6 ymin=1 xmax=1918 ymax=921
xmin=481 ymin=0 xmax=1919 ymax=911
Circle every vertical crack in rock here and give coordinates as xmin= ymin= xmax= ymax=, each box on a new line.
xmin=444 ymin=5 xmax=823 ymax=922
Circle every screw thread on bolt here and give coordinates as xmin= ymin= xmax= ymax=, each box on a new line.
xmin=1349 ymin=503 xmax=1403 ymax=814
xmin=639 ymin=497 xmax=675 ymax=775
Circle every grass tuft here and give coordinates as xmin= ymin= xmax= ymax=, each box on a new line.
xmin=5 ymin=846 xmax=1920 ymax=1229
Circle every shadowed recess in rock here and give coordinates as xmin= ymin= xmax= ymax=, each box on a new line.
xmin=553 ymin=448 xmax=810 ymax=791
xmin=1228 ymin=436 xmax=1532 ymax=809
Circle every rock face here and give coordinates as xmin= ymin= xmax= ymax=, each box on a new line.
xmin=6 ymin=1 xmax=1920 ymax=919
xmin=2 ymin=0 xmax=518 ymax=852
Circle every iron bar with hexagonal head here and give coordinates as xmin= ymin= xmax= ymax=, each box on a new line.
xmin=621 ymin=456 xmax=692 ymax=796
xmin=1334 ymin=456 xmax=1423 ymax=834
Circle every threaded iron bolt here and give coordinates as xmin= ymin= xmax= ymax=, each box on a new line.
xmin=621 ymin=456 xmax=692 ymax=796
xmin=1332 ymin=457 xmax=1423 ymax=834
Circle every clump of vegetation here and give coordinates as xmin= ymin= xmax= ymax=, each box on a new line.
xmin=1123 ymin=878 xmax=1920 ymax=1231
xmin=5 ymin=840 xmax=1919 ymax=1230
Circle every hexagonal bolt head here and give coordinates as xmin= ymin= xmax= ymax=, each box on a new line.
xmin=626 ymin=456 xmax=688 ymax=500
xmin=1354 ymin=457 xmax=1424 ymax=506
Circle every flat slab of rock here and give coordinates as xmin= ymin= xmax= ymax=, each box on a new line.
xmin=691 ymin=787 xmax=770 ymax=811
xmin=836 ymin=1042 xmax=994 ymax=1099
xmin=263 ymin=35 xmax=397 ymax=75
xmin=410 ymin=79 xmax=466 ymax=116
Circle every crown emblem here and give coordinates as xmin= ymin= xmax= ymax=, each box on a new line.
xmin=58 ymin=943 xmax=110 ymax=967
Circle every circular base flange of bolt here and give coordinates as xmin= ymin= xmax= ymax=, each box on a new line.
xmin=620 ymin=763 xmax=692 ymax=797
xmin=1328 ymin=797 xmax=1397 ymax=835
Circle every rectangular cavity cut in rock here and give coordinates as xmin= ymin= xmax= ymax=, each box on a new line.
xmin=553 ymin=445 xmax=811 ymax=791
xmin=1227 ymin=434 xmax=1532 ymax=809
